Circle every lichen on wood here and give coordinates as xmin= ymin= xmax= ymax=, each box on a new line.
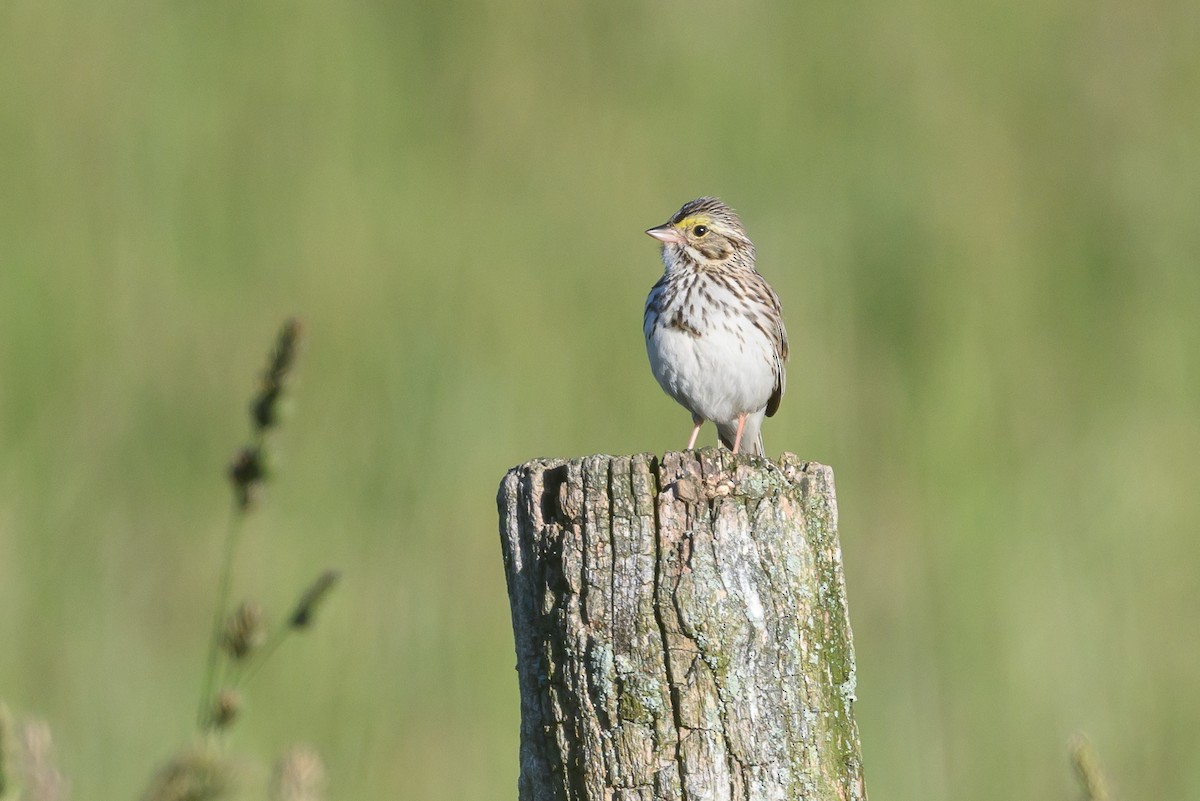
xmin=498 ymin=449 xmax=866 ymax=801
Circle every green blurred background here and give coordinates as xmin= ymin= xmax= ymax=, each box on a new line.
xmin=2 ymin=0 xmax=1198 ymax=798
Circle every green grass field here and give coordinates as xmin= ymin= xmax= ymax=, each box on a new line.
xmin=2 ymin=0 xmax=1198 ymax=798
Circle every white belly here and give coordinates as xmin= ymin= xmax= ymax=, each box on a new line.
xmin=645 ymin=315 xmax=776 ymax=424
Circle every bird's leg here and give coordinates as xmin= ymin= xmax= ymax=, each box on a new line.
xmin=686 ymin=414 xmax=703 ymax=450
xmin=731 ymin=413 xmax=747 ymax=454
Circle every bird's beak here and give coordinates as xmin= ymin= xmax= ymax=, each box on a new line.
xmin=645 ymin=224 xmax=685 ymax=245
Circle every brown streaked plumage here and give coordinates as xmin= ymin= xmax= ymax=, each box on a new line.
xmin=644 ymin=197 xmax=789 ymax=457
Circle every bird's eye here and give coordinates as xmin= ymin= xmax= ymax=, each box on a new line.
xmin=692 ymin=225 xmax=708 ymax=237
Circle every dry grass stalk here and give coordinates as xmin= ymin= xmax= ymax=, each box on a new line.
xmin=18 ymin=721 xmax=69 ymax=801
xmin=208 ymin=690 xmax=242 ymax=731
xmin=270 ymin=746 xmax=325 ymax=801
xmin=222 ymin=602 xmax=266 ymax=661
xmin=199 ymin=319 xmax=306 ymax=729
xmin=139 ymin=744 xmax=233 ymax=801
xmin=1069 ymin=732 xmax=1113 ymax=801
xmin=289 ymin=571 xmax=340 ymax=630
xmin=251 ymin=318 xmax=303 ymax=433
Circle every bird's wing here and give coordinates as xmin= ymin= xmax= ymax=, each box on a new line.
xmin=765 ymin=285 xmax=788 ymax=418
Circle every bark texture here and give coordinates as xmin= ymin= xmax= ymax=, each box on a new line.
xmin=498 ymin=449 xmax=866 ymax=801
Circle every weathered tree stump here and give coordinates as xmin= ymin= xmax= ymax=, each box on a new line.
xmin=497 ymin=449 xmax=866 ymax=801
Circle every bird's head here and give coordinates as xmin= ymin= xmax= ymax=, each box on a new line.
xmin=645 ymin=197 xmax=753 ymax=266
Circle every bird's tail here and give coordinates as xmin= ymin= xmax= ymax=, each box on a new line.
xmin=717 ymin=411 xmax=767 ymax=458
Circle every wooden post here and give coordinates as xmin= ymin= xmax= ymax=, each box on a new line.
xmin=497 ymin=449 xmax=867 ymax=801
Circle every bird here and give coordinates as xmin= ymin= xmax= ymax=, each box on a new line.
xmin=643 ymin=197 xmax=789 ymax=457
